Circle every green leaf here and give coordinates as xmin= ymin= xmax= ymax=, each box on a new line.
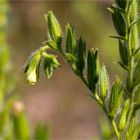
xmin=87 ymin=49 xmax=100 ymax=92
xmin=45 ymin=11 xmax=62 ymax=49
xmin=133 ymin=59 xmax=140 ymax=85
xmin=43 ymin=53 xmax=60 ymax=79
xmin=110 ymin=8 xmax=126 ymax=36
xmin=132 ymin=47 xmax=140 ymax=56
xmin=129 ymin=18 xmax=140 ymax=32
xmin=132 ymin=103 xmax=140 ymax=116
xmin=109 ymin=35 xmax=126 ymax=41
xmin=115 ymin=0 xmax=127 ymax=10
xmin=109 ymin=77 xmax=123 ymax=118
xmin=34 ymin=122 xmax=50 ymax=140
xmin=76 ymin=36 xmax=86 ymax=74
xmin=24 ymin=52 xmax=41 ymax=85
xmin=65 ymin=24 xmax=76 ymax=54
xmin=119 ymin=40 xmax=128 ymax=66
xmin=117 ymin=61 xmax=129 ymax=72
xmin=118 ymin=99 xmax=130 ymax=131
xmin=99 ymin=65 xmax=109 ymax=100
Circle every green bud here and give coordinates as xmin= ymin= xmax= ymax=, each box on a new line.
xmin=118 ymin=99 xmax=130 ymax=131
xmin=99 ymin=65 xmax=109 ymax=100
xmin=65 ymin=24 xmax=76 ymax=54
xmin=24 ymin=52 xmax=41 ymax=85
xmin=45 ymin=11 xmax=62 ymax=49
xmin=43 ymin=53 xmax=60 ymax=79
xmin=109 ymin=77 xmax=123 ymax=118
xmin=12 ymin=101 xmax=30 ymax=140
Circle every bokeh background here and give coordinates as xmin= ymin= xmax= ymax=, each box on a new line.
xmin=5 ymin=0 xmax=125 ymax=139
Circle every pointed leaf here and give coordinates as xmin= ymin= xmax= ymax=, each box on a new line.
xmin=110 ymin=8 xmax=126 ymax=36
xmin=65 ymin=24 xmax=76 ymax=54
xmin=119 ymin=40 xmax=128 ymax=66
xmin=75 ymin=36 xmax=86 ymax=74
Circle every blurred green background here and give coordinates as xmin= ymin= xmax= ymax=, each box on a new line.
xmin=4 ymin=0 xmax=125 ymax=139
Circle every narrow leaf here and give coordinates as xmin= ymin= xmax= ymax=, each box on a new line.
xmin=75 ymin=36 xmax=86 ymax=74
xmin=65 ymin=24 xmax=76 ymax=54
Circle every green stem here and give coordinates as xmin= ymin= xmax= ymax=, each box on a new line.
xmin=112 ymin=119 xmax=120 ymax=140
xmin=126 ymin=0 xmax=138 ymax=102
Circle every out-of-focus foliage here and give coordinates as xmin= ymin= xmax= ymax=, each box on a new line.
xmin=0 ymin=0 xmax=50 ymax=139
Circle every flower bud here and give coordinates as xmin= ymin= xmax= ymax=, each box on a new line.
xmin=24 ymin=52 xmax=41 ymax=85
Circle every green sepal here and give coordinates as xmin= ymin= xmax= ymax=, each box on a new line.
xmin=43 ymin=53 xmax=61 ymax=79
xmin=34 ymin=122 xmax=50 ymax=140
xmin=75 ymin=36 xmax=86 ymax=74
xmin=119 ymin=40 xmax=128 ymax=66
xmin=45 ymin=11 xmax=62 ymax=50
xmin=118 ymin=99 xmax=130 ymax=131
xmin=115 ymin=0 xmax=127 ymax=10
xmin=110 ymin=7 xmax=126 ymax=36
xmin=24 ymin=52 xmax=41 ymax=85
xmin=109 ymin=77 xmax=123 ymax=118
xmin=99 ymin=65 xmax=109 ymax=100
xmin=65 ymin=24 xmax=76 ymax=54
